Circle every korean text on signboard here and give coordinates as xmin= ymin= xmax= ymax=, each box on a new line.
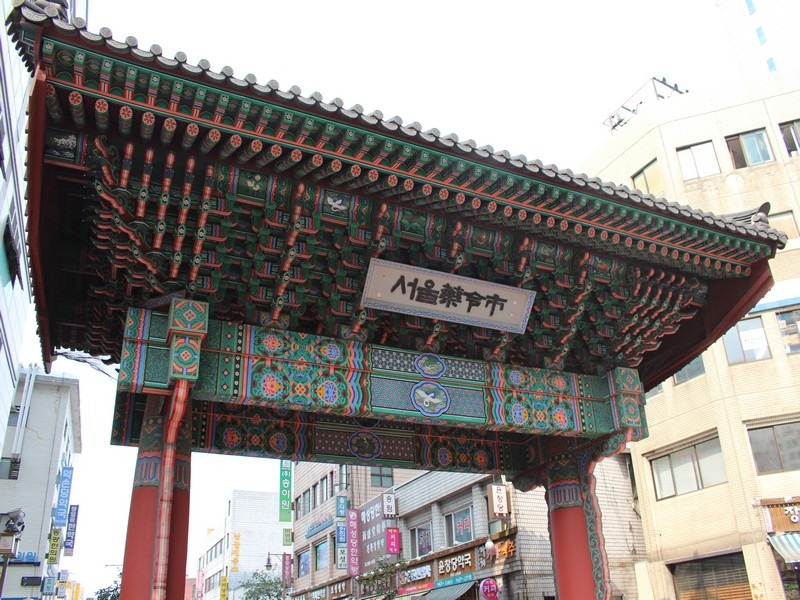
xmin=47 ymin=529 xmax=62 ymax=565
xmin=279 ymin=460 xmax=293 ymax=522
xmin=63 ymin=505 xmax=79 ymax=556
xmin=359 ymin=495 xmax=395 ymax=570
xmin=55 ymin=467 xmax=73 ymax=527
xmin=361 ymin=259 xmax=536 ymax=334
xmin=346 ymin=509 xmax=360 ymax=577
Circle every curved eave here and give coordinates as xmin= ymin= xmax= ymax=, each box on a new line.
xmin=640 ymin=258 xmax=774 ymax=390
xmin=25 ymin=67 xmax=55 ymax=372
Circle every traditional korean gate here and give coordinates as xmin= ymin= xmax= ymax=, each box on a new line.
xmin=8 ymin=4 xmax=786 ymax=599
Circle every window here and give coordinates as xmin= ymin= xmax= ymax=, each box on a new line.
xmin=410 ymin=522 xmax=432 ymax=558
xmin=315 ymin=540 xmax=329 ymax=570
xmin=722 ymin=317 xmax=771 ymax=364
xmin=312 ymin=484 xmax=318 ymax=508
xmin=651 ymin=437 xmax=727 ymax=499
xmin=632 ymin=160 xmax=664 ymax=196
xmin=756 ymin=26 xmax=766 ymax=45
xmin=767 ymin=57 xmax=776 ymax=72
xmin=677 ymin=141 xmax=720 ymax=179
xmin=673 ymin=553 xmax=749 ymax=598
xmin=370 ymin=466 xmax=393 ymax=488
xmin=445 ymin=507 xmax=473 ymax=546
xmin=645 ymin=383 xmax=663 ymax=399
xmin=748 ymin=422 xmax=800 ymax=474
xmin=335 ymin=464 xmax=348 ymax=493
xmin=726 ymin=129 xmax=773 ymax=168
xmin=295 ymin=496 xmax=302 ymax=519
xmin=302 ymin=490 xmax=311 ymax=514
xmin=298 ymin=550 xmax=311 ymax=577
xmin=777 ymin=308 xmax=800 ymax=353
xmin=745 ymin=0 xmax=755 ymax=14
xmin=2 ymin=221 xmax=21 ymax=289
xmin=779 ymin=120 xmax=800 ymax=157
xmin=321 ymin=476 xmax=330 ymax=503
xmin=673 ymin=356 xmax=705 ymax=384
xmin=768 ymin=210 xmax=799 ymax=240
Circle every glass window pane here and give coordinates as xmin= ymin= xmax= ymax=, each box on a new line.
xmin=748 ymin=427 xmax=782 ymax=473
xmin=775 ymin=422 xmax=800 ymax=471
xmin=671 ymin=447 xmax=699 ymax=495
xmin=696 ymin=438 xmax=727 ymax=487
xmin=678 ymin=148 xmax=699 ymax=180
xmin=452 ymin=507 xmax=473 ymax=544
xmin=738 ymin=318 xmax=771 ymax=361
xmin=742 ymin=130 xmax=773 ymax=165
xmin=652 ymin=456 xmax=675 ymax=499
xmin=777 ymin=309 xmax=800 ymax=353
xmin=644 ymin=162 xmax=664 ymax=196
xmin=722 ymin=327 xmax=745 ymax=364
xmin=416 ymin=523 xmax=432 ymax=556
xmin=315 ymin=541 xmax=329 ymax=570
xmin=445 ymin=514 xmax=454 ymax=546
xmin=693 ymin=142 xmax=721 ymax=177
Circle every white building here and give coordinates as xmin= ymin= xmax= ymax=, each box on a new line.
xmin=0 ymin=368 xmax=81 ymax=600
xmin=586 ymin=72 xmax=800 ymax=599
xmin=196 ymin=489 xmax=289 ymax=600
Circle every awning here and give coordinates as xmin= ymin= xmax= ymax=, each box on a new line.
xmin=419 ymin=582 xmax=475 ymax=600
xmin=768 ymin=532 xmax=800 ymax=563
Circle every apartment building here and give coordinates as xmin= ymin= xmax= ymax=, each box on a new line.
xmin=0 ymin=368 xmax=82 ymax=600
xmin=586 ymin=72 xmax=800 ymax=599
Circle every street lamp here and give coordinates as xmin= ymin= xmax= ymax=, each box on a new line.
xmin=0 ymin=509 xmax=25 ymax=599
xmin=265 ymin=553 xmax=273 ymax=571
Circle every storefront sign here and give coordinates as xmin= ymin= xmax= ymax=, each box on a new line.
xmin=386 ymin=527 xmax=400 ymax=554
xmin=335 ymin=521 xmax=347 ymax=545
xmin=283 ymin=528 xmax=293 ymax=546
xmin=306 ymin=514 xmax=333 ymax=538
xmin=282 ymin=553 xmax=293 ymax=586
xmin=347 ymin=509 xmax=360 ymax=577
xmin=336 ymin=545 xmax=347 ymax=570
xmin=359 ymin=495 xmax=392 ymax=570
xmin=219 ymin=575 xmax=227 ymax=600
xmin=64 ymin=505 xmax=79 ymax=556
xmin=43 ymin=577 xmax=56 ymax=595
xmin=383 ymin=493 xmax=397 ymax=518
xmin=335 ymin=496 xmax=349 ymax=518
xmin=328 ymin=579 xmax=349 ymax=599
xmin=55 ymin=467 xmax=74 ymax=527
xmin=480 ymin=578 xmax=499 ymax=600
xmin=398 ymin=562 xmax=434 ymax=595
xmin=488 ymin=485 xmax=508 ymax=517
xmin=435 ymin=549 xmax=477 ymax=588
xmin=765 ymin=501 xmax=800 ymax=532
xmin=47 ymin=529 xmax=62 ymax=564
xmin=362 ymin=259 xmax=536 ymax=334
xmin=279 ymin=460 xmax=293 ymax=522
xmin=309 ymin=586 xmax=326 ymax=600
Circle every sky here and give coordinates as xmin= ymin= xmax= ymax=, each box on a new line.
xmin=15 ymin=0 xmax=766 ymax=594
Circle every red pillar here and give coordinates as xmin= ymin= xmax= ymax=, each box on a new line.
xmin=543 ymin=456 xmax=609 ymax=600
xmin=120 ymin=397 xmax=163 ymax=600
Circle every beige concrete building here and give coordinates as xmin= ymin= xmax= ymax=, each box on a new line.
xmin=586 ymin=72 xmax=800 ymax=599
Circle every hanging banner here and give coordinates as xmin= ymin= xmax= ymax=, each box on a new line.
xmin=219 ymin=575 xmax=228 ymax=600
xmin=279 ymin=460 xmax=293 ymax=522
xmin=383 ymin=493 xmax=397 ymax=518
xmin=47 ymin=529 xmax=62 ymax=564
xmin=55 ymin=467 xmax=74 ymax=527
xmin=335 ymin=495 xmax=349 ymax=518
xmin=282 ymin=553 xmax=293 ymax=586
xmin=386 ymin=527 xmax=400 ymax=554
xmin=488 ymin=485 xmax=508 ymax=517
xmin=64 ymin=505 xmax=79 ymax=556
xmin=347 ymin=509 xmax=360 ymax=577
xmin=43 ymin=577 xmax=56 ymax=595
xmin=282 ymin=528 xmax=293 ymax=546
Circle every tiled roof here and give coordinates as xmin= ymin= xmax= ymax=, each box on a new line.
xmin=6 ymin=1 xmax=788 ymax=248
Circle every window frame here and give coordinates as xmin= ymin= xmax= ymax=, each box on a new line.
xmin=776 ymin=307 xmax=800 ymax=353
xmin=650 ymin=436 xmax=727 ymax=500
xmin=779 ymin=120 xmax=800 ymax=157
xmin=722 ymin=316 xmax=772 ymax=364
xmin=676 ymin=141 xmax=720 ymax=180
xmin=726 ymin=128 xmax=774 ymax=168
xmin=673 ymin=356 xmax=705 ymax=384
xmin=632 ymin=159 xmax=663 ymax=196
xmin=370 ymin=466 xmax=393 ymax=488
xmin=314 ymin=539 xmax=330 ymax=571
xmin=410 ymin=521 xmax=433 ymax=558
xmin=444 ymin=506 xmax=474 ymax=546
xmin=747 ymin=421 xmax=800 ymax=474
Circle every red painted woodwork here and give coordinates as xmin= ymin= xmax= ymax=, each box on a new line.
xmin=549 ymin=505 xmax=597 ymax=599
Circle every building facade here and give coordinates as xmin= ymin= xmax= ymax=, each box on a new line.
xmin=0 ymin=368 xmax=82 ymax=600
xmin=196 ymin=490 xmax=288 ymax=600
xmin=586 ymin=72 xmax=800 ymax=599
xmin=290 ymin=456 xmax=643 ymax=600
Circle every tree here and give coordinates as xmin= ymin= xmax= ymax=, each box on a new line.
xmin=241 ymin=570 xmax=287 ymax=600
xmin=94 ymin=579 xmax=120 ymax=600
